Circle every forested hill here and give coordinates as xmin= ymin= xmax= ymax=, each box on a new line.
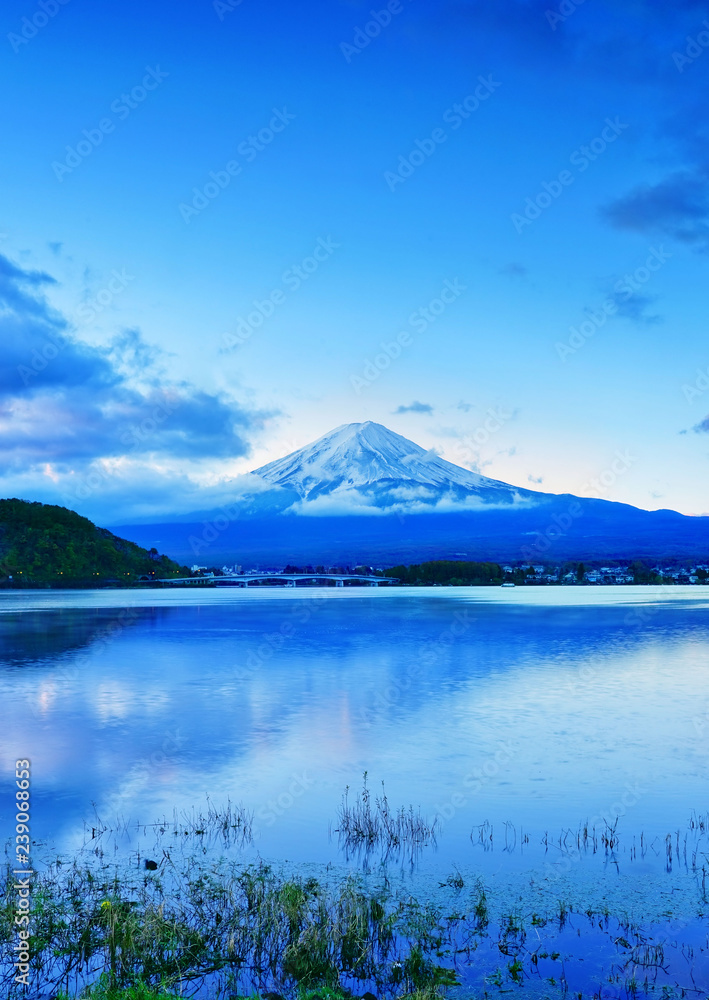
xmin=0 ymin=499 xmax=187 ymax=587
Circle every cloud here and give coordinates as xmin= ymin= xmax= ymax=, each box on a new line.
xmin=528 ymin=474 xmax=544 ymax=484
xmin=0 ymin=254 xmax=61 ymax=321
xmin=284 ymin=485 xmax=538 ymax=518
xmin=401 ymin=446 xmax=443 ymax=467
xmin=285 ymin=492 xmax=393 ymax=517
xmin=693 ymin=415 xmax=709 ymax=433
xmin=499 ymin=262 xmax=528 ymax=277
xmin=108 ymin=328 xmax=167 ymax=379
xmin=394 ymin=401 xmax=434 ymax=414
xmin=436 ymin=0 xmax=570 ymax=58
xmin=605 ymin=289 xmax=662 ymax=324
xmin=601 ymin=171 xmax=709 ymax=248
xmin=0 ymin=252 xmax=270 ymax=520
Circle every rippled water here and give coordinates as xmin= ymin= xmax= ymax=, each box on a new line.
xmin=2 ymin=586 xmax=709 ymax=918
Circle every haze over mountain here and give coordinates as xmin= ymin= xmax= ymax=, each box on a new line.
xmin=113 ymin=423 xmax=709 ymax=567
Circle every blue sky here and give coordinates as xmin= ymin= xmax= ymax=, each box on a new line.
xmin=1 ymin=0 xmax=709 ymax=523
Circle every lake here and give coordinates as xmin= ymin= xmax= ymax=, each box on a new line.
xmin=3 ymin=585 xmax=709 ymax=995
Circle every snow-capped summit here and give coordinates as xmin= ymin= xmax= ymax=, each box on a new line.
xmin=251 ymin=421 xmax=533 ymax=510
xmin=115 ymin=420 xmax=709 ymax=564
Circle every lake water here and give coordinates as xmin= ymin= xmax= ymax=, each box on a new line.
xmin=3 ymin=586 xmax=709 ymax=993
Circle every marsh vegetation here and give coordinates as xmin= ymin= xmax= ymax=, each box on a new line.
xmin=334 ymin=775 xmax=437 ymax=865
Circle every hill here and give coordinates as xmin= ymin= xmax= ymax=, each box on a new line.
xmin=0 ymin=499 xmax=188 ymax=587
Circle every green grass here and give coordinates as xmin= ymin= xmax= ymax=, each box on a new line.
xmin=62 ymin=979 xmax=182 ymax=999
xmin=0 ymin=859 xmax=462 ymax=999
xmin=64 ymin=983 xmax=448 ymax=1000
xmin=2 ymin=828 xmax=707 ymax=1000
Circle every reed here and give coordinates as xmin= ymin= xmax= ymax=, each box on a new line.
xmin=335 ymin=774 xmax=437 ymax=863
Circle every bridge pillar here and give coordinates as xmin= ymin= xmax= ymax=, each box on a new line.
xmin=336 ymin=579 xmax=344 ymax=587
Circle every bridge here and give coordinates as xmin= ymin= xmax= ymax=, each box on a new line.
xmin=147 ymin=573 xmax=398 ymax=588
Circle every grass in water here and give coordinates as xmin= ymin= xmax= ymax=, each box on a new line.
xmin=335 ymin=773 xmax=437 ymax=863
xmin=0 ymin=857 xmax=463 ymax=999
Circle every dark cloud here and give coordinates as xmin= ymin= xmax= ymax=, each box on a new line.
xmin=0 ymin=254 xmax=116 ymax=392
xmin=433 ymin=0 xmax=709 ymax=93
xmin=437 ymin=0 xmax=570 ymax=56
xmin=394 ymin=401 xmax=434 ymax=414
xmin=606 ymin=290 xmax=662 ymax=323
xmin=693 ymin=415 xmax=709 ymax=432
xmin=0 ymin=253 xmax=266 ymax=472
xmin=601 ymin=171 xmax=709 ymax=248
xmin=0 ymin=254 xmax=60 ymax=320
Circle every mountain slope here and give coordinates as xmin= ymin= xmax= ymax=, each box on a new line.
xmin=111 ymin=422 xmax=709 ymax=566
xmin=0 ymin=499 xmax=187 ymax=586
xmin=251 ymin=421 xmax=537 ymax=511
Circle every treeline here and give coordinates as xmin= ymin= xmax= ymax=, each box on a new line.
xmin=385 ymin=560 xmax=503 ymax=586
xmin=0 ymin=499 xmax=187 ymax=587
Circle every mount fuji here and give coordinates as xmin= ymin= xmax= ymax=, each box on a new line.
xmin=250 ymin=421 xmax=537 ymax=512
xmin=113 ymin=422 xmax=709 ymax=566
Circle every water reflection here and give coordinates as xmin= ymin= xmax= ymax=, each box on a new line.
xmin=1 ymin=590 xmax=708 ymax=894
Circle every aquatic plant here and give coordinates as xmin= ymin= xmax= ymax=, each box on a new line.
xmin=335 ymin=774 xmax=437 ymax=863
xmin=0 ymin=857 xmax=459 ymax=999
xmin=83 ymin=797 xmax=254 ymax=861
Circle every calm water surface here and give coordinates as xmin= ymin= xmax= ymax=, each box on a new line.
xmin=2 ymin=586 xmax=709 ymax=915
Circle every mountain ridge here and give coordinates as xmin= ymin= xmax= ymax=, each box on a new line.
xmin=110 ymin=422 xmax=709 ymax=566
xmin=248 ymin=421 xmax=539 ymax=513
